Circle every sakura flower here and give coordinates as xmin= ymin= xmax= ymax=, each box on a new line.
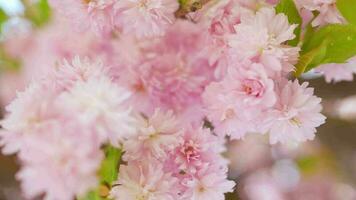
xmin=140 ymin=53 xmax=209 ymax=111
xmin=49 ymin=0 xmax=116 ymax=34
xmin=53 ymin=56 xmax=109 ymax=90
xmin=0 ymin=82 xmax=59 ymax=155
xmin=123 ymin=109 xmax=181 ymax=161
xmin=294 ymin=0 xmax=345 ymax=27
xmin=114 ymin=0 xmax=179 ymax=38
xmin=263 ymin=80 xmax=326 ymax=144
xmin=181 ymin=166 xmax=235 ymax=200
xmin=237 ymin=0 xmax=276 ymax=11
xmin=203 ymin=62 xmax=276 ymax=139
xmin=172 ymin=126 xmax=226 ymax=174
xmin=315 ymin=56 xmax=356 ymax=83
xmin=243 ymin=170 xmax=286 ymax=200
xmin=110 ymin=163 xmax=178 ymax=200
xmin=57 ymin=76 xmax=136 ymax=146
xmin=16 ymin=121 xmax=103 ymax=200
xmin=228 ymin=7 xmax=299 ymax=74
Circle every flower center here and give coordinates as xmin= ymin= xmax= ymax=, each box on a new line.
xmin=181 ymin=140 xmax=200 ymax=162
xmin=242 ymin=79 xmax=264 ymax=97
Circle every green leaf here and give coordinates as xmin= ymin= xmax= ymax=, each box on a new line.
xmin=296 ymin=24 xmax=356 ymax=75
xmin=79 ymin=146 xmax=121 ymax=200
xmin=99 ymin=146 xmax=121 ymax=185
xmin=275 ymin=0 xmax=302 ymax=46
xmin=0 ymin=8 xmax=7 ymax=25
xmin=303 ymin=24 xmax=356 ymax=62
xmin=0 ymin=47 xmax=21 ymax=71
xmin=336 ymin=0 xmax=356 ymax=25
xmin=23 ymin=0 xmax=51 ymax=27
xmin=78 ymin=190 xmax=102 ymax=200
xmin=295 ymin=39 xmax=328 ymax=76
xmin=296 ymin=155 xmax=319 ymax=174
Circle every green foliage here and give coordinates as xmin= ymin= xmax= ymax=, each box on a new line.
xmin=99 ymin=146 xmax=122 ymax=185
xmin=23 ymin=0 xmax=51 ymax=27
xmin=0 ymin=8 xmax=7 ymax=26
xmin=295 ymin=24 xmax=356 ymax=76
xmin=296 ymin=155 xmax=319 ymax=174
xmin=79 ymin=145 xmax=121 ymax=200
xmin=336 ymin=0 xmax=356 ymax=25
xmin=79 ymin=190 xmax=102 ymax=200
xmin=0 ymin=48 xmax=21 ymax=72
xmin=275 ymin=0 xmax=302 ymax=46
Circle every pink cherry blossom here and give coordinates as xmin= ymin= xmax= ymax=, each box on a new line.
xmin=228 ymin=7 xmax=299 ymax=74
xmin=49 ymin=0 xmax=116 ymax=35
xmin=110 ymin=163 xmax=178 ymax=200
xmin=262 ymin=80 xmax=326 ymax=144
xmin=0 ymin=82 xmax=59 ymax=155
xmin=52 ymin=56 xmax=110 ymax=90
xmin=114 ymin=0 xmax=179 ymax=38
xmin=120 ymin=21 xmax=214 ymax=114
xmin=294 ymin=0 xmax=345 ymax=27
xmin=172 ymin=125 xmax=227 ymax=174
xmin=122 ymin=109 xmax=182 ymax=161
xmin=56 ymin=76 xmax=137 ymax=146
xmin=203 ymin=61 xmax=276 ymax=139
xmin=181 ymin=165 xmax=235 ymax=200
xmin=315 ymin=56 xmax=356 ymax=83
xmin=16 ymin=121 xmax=103 ymax=200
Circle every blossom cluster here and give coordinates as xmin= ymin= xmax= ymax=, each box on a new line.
xmin=0 ymin=0 xmax=345 ymax=199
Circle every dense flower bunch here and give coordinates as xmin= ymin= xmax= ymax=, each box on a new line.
xmin=2 ymin=0 xmax=356 ymax=199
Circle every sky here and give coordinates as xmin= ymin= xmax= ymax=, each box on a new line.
xmin=0 ymin=0 xmax=24 ymax=16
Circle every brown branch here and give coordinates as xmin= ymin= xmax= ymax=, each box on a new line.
xmin=175 ymin=0 xmax=213 ymax=18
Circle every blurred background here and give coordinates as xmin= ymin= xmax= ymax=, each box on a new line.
xmin=0 ymin=0 xmax=355 ymax=199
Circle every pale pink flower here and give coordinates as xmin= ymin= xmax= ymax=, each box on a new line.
xmin=228 ymin=7 xmax=299 ymax=74
xmin=52 ymin=56 xmax=110 ymax=90
xmin=237 ymin=0 xmax=276 ymax=11
xmin=263 ymin=80 xmax=326 ymax=144
xmin=123 ymin=109 xmax=181 ymax=161
xmin=0 ymin=82 xmax=59 ymax=155
xmin=181 ymin=166 xmax=235 ymax=200
xmin=173 ymin=126 xmax=226 ymax=174
xmin=110 ymin=163 xmax=178 ymax=200
xmin=203 ymin=81 xmax=252 ymax=139
xmin=203 ymin=62 xmax=276 ymax=139
xmin=17 ymin=121 xmax=103 ymax=200
xmin=57 ymin=76 xmax=137 ymax=146
xmin=223 ymin=63 xmax=276 ymax=107
xmin=114 ymin=0 xmax=179 ymax=38
xmin=294 ymin=0 xmax=345 ymax=26
xmin=139 ymin=52 xmax=209 ymax=111
xmin=315 ymin=56 xmax=356 ymax=83
xmin=243 ymin=170 xmax=286 ymax=200
xmin=122 ymin=22 xmax=214 ymax=114
xmin=49 ymin=0 xmax=116 ymax=34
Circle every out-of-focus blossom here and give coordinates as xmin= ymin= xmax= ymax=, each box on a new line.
xmin=49 ymin=0 xmax=116 ymax=35
xmin=294 ymin=0 xmax=345 ymax=27
xmin=120 ymin=21 xmax=213 ymax=115
xmin=57 ymin=76 xmax=136 ymax=146
xmin=243 ymin=170 xmax=286 ymax=200
xmin=17 ymin=121 xmax=103 ymax=200
xmin=315 ymin=56 xmax=356 ymax=83
xmin=114 ymin=0 xmax=179 ymax=38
